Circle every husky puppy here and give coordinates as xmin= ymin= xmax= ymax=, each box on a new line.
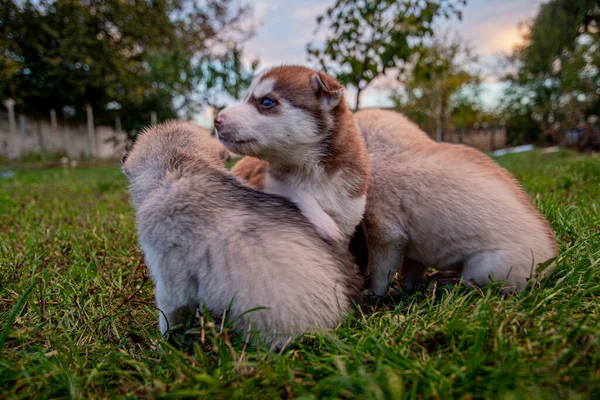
xmin=215 ymin=66 xmax=369 ymax=246
xmin=354 ymin=109 xmax=558 ymax=295
xmin=122 ymin=121 xmax=363 ymax=345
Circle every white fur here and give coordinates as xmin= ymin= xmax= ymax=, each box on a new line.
xmin=252 ymin=77 xmax=275 ymax=99
xmin=264 ymin=172 xmax=343 ymax=243
xmin=243 ymin=71 xmax=265 ymax=101
xmin=141 ymin=242 xmax=201 ymax=334
xmin=218 ymin=99 xmax=323 ymax=166
xmin=263 ymin=167 xmax=366 ymax=246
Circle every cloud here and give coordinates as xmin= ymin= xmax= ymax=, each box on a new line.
xmin=467 ymin=1 xmax=542 ymax=21
xmin=438 ymin=0 xmax=543 ymax=55
xmin=489 ymin=26 xmax=528 ymax=54
xmin=249 ymin=0 xmax=276 ymax=21
xmin=292 ymin=4 xmax=328 ymax=20
xmin=231 ymin=0 xmax=545 ymax=110
xmin=240 ymin=0 xmax=322 ymax=69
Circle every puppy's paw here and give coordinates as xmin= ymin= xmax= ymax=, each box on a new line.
xmin=313 ymin=217 xmax=343 ymax=244
xmin=362 ymin=289 xmax=384 ymax=303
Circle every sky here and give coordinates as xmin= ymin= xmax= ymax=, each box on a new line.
xmin=197 ymin=0 xmax=546 ymax=126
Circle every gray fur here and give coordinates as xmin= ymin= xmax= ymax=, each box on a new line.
xmin=122 ymin=121 xmax=363 ymax=346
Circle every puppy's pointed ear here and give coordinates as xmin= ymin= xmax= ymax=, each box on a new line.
xmin=311 ymin=72 xmax=344 ymax=111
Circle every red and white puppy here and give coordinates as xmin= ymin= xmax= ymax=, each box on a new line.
xmin=215 ymin=66 xmax=369 ymax=245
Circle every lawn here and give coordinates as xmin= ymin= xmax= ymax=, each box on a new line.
xmin=1 ymin=151 xmax=599 ymax=399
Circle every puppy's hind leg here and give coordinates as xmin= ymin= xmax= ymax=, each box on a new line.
xmin=462 ymin=250 xmax=530 ymax=294
xmin=399 ymin=258 xmax=428 ymax=290
xmin=155 ymin=283 xmax=197 ymax=335
xmin=368 ymin=239 xmax=407 ymax=296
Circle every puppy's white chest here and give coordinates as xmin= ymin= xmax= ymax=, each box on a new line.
xmin=318 ymin=189 xmax=365 ymax=238
xmin=312 ymin=172 xmax=366 ymax=235
xmin=264 ymin=172 xmax=365 ymax=241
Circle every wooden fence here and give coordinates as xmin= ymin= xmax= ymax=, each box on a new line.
xmin=2 ymin=99 xmax=507 ymax=160
xmin=443 ymin=127 xmax=507 ymax=152
xmin=0 ymin=101 xmax=126 ymax=160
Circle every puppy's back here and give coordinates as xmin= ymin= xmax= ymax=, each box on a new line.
xmin=355 ymin=109 xmax=557 ymax=276
xmin=127 ymin=122 xmax=363 ymax=342
xmin=138 ymin=170 xmax=362 ymax=338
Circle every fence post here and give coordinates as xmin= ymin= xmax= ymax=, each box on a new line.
xmin=150 ymin=111 xmax=157 ymax=126
xmin=86 ymin=103 xmax=96 ymax=158
xmin=17 ymin=115 xmax=26 ymax=158
xmin=490 ymin=129 xmax=495 ymax=152
xmin=37 ymin=121 xmax=46 ymax=156
xmin=50 ymin=108 xmax=58 ymax=152
xmin=3 ymin=98 xmax=17 ymax=137
xmin=115 ymin=116 xmax=122 ymax=132
xmin=18 ymin=115 xmax=25 ymax=136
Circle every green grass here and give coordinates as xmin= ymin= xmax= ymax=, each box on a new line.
xmin=1 ymin=151 xmax=599 ymax=399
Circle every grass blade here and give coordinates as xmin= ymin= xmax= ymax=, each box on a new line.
xmin=0 ymin=280 xmax=38 ymax=353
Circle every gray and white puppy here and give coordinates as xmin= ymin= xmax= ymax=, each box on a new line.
xmin=122 ymin=121 xmax=363 ymax=346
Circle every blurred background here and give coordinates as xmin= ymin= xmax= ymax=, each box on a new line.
xmin=0 ymin=0 xmax=598 ymax=165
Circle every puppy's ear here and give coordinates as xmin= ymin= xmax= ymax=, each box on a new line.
xmin=311 ymin=72 xmax=344 ymax=111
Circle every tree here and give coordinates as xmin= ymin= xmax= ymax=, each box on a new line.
xmin=391 ymin=36 xmax=489 ymax=139
xmin=503 ymin=0 xmax=599 ymax=144
xmin=0 ymin=0 xmax=257 ymax=134
xmin=306 ymin=0 xmax=467 ymax=110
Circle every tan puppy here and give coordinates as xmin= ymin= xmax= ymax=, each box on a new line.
xmin=215 ymin=66 xmax=369 ymax=246
xmin=354 ymin=109 xmax=558 ymax=295
xmin=122 ymin=121 xmax=363 ymax=346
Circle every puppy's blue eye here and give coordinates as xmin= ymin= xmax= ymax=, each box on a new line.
xmin=260 ymin=98 xmax=275 ymax=107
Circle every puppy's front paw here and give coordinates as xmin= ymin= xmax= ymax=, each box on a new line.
xmin=313 ymin=217 xmax=343 ymax=244
xmin=362 ymin=289 xmax=384 ymax=303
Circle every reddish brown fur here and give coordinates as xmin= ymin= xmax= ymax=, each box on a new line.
xmin=236 ymin=66 xmax=369 ymax=199
xmin=231 ymin=156 xmax=269 ymax=190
